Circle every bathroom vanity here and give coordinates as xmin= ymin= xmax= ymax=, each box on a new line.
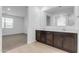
xmin=36 ymin=30 xmax=77 ymax=53
xmin=36 ymin=6 xmax=78 ymax=53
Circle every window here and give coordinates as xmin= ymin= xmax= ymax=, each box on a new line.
xmin=2 ymin=17 xmax=5 ymax=28
xmin=2 ymin=17 xmax=13 ymax=28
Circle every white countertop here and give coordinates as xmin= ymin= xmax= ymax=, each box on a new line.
xmin=36 ymin=27 xmax=78 ymax=33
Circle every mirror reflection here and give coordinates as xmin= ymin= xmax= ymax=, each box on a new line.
xmin=45 ymin=6 xmax=75 ymax=27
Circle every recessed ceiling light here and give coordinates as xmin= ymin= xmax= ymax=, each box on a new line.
xmin=7 ymin=8 xmax=11 ymax=11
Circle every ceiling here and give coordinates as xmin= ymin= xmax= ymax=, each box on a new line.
xmin=2 ymin=6 xmax=28 ymax=17
xmin=2 ymin=6 xmax=74 ymax=17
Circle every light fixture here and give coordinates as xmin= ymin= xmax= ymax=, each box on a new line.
xmin=7 ymin=8 xmax=11 ymax=11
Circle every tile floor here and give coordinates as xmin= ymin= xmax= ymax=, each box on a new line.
xmin=7 ymin=42 xmax=68 ymax=53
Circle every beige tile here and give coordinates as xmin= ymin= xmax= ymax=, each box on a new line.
xmin=7 ymin=42 xmax=68 ymax=53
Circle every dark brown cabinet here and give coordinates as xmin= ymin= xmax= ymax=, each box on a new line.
xmin=54 ymin=32 xmax=63 ymax=49
xmin=63 ymin=33 xmax=77 ymax=53
xmin=36 ymin=31 xmax=41 ymax=41
xmin=36 ymin=31 xmax=46 ymax=43
xmin=41 ymin=31 xmax=46 ymax=43
xmin=46 ymin=32 xmax=54 ymax=45
xmin=36 ymin=30 xmax=77 ymax=53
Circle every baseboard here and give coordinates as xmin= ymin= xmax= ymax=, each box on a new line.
xmin=2 ymin=33 xmax=27 ymax=37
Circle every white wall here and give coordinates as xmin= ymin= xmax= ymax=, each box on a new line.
xmin=74 ymin=7 xmax=79 ymax=52
xmin=2 ymin=14 xmax=24 ymax=36
xmin=2 ymin=6 xmax=28 ymax=35
xmin=24 ymin=8 xmax=28 ymax=34
xmin=27 ymin=7 xmax=36 ymax=44
xmin=0 ymin=6 xmax=2 ymax=52
xmin=27 ymin=7 xmax=46 ymax=44
xmin=24 ymin=16 xmax=28 ymax=34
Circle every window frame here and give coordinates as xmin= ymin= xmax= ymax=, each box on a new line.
xmin=2 ymin=17 xmax=13 ymax=28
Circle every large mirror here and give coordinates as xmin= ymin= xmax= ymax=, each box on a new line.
xmin=45 ymin=6 xmax=75 ymax=27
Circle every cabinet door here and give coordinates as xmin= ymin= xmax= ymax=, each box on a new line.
xmin=63 ymin=33 xmax=77 ymax=53
xmin=54 ymin=32 xmax=63 ymax=48
xmin=36 ymin=31 xmax=41 ymax=41
xmin=46 ymin=32 xmax=54 ymax=45
xmin=41 ymin=31 xmax=46 ymax=43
